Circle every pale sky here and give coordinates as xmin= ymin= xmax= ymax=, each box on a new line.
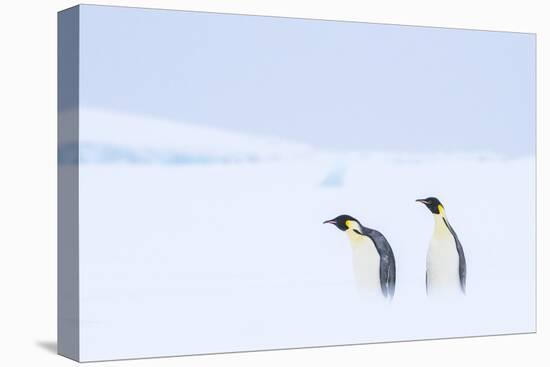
xmin=79 ymin=5 xmax=535 ymax=156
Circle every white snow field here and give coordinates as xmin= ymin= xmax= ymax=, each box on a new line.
xmin=77 ymin=109 xmax=535 ymax=361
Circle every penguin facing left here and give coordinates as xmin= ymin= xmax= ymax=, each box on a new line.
xmin=324 ymin=215 xmax=396 ymax=299
xmin=416 ymin=197 xmax=466 ymax=296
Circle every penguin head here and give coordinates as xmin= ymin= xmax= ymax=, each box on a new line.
xmin=323 ymin=214 xmax=361 ymax=232
xmin=416 ymin=197 xmax=444 ymax=215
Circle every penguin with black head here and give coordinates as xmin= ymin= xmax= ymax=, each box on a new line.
xmin=324 ymin=215 xmax=396 ymax=300
xmin=416 ymin=197 xmax=466 ymax=296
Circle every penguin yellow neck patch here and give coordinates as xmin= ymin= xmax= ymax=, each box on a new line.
xmin=345 ymin=220 xmax=365 ymax=244
xmin=347 ymin=228 xmax=366 ymax=244
xmin=346 ymin=220 xmax=361 ymax=231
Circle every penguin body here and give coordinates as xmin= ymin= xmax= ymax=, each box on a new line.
xmin=417 ymin=197 xmax=466 ymax=295
xmin=347 ymin=226 xmax=381 ymax=294
xmin=324 ymin=215 xmax=396 ymax=299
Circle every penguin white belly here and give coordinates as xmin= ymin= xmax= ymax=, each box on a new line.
xmin=427 ymin=234 xmax=460 ymax=295
xmin=350 ymin=238 xmax=381 ymax=296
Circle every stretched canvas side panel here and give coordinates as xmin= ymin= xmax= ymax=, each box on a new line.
xmin=57 ymin=5 xmax=80 ymax=362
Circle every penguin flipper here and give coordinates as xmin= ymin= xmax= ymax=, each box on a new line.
xmin=378 ymin=255 xmax=392 ymax=299
xmin=364 ymin=228 xmax=396 ymax=299
xmin=384 ymin=253 xmax=396 ymax=299
xmin=456 ymin=240 xmax=467 ymax=293
xmin=443 ymin=219 xmax=467 ymax=294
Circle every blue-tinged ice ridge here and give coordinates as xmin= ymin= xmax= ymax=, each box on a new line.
xmin=58 ymin=142 xmax=260 ymax=165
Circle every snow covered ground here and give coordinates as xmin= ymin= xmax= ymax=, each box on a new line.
xmin=76 ymin=109 xmax=535 ymax=361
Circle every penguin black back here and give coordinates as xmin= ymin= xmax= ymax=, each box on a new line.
xmin=360 ymin=225 xmax=396 ymax=299
xmin=324 ymin=214 xmax=396 ymax=299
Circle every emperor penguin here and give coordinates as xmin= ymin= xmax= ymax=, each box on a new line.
xmin=416 ymin=197 xmax=466 ymax=296
xmin=324 ymin=215 xmax=396 ymax=300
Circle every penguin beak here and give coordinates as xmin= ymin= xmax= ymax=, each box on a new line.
xmin=323 ymin=219 xmax=337 ymax=225
xmin=416 ymin=199 xmax=428 ymax=205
